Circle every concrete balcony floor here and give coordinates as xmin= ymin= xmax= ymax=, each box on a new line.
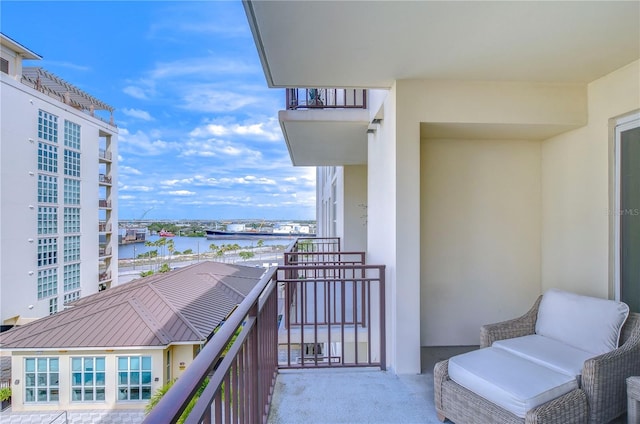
xmin=269 ymin=346 xmax=628 ymax=424
xmin=268 ymin=346 xmax=475 ymax=424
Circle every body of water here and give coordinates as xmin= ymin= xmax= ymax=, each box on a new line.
xmin=118 ymin=235 xmax=292 ymax=259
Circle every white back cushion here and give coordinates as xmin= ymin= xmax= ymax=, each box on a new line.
xmin=535 ymin=289 xmax=629 ymax=355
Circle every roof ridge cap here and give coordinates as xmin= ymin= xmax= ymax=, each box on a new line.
xmin=128 ymin=297 xmax=173 ymax=345
xmin=147 ymin=284 xmax=208 ymax=340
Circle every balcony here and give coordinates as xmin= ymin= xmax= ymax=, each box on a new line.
xmin=98 ymin=245 xmax=112 ymax=257
xmin=99 ymin=149 xmax=112 ymax=162
xmin=144 ymin=238 xmax=390 ymax=423
xmin=279 ymin=89 xmax=370 ymax=166
xmin=98 ymin=271 xmax=111 ymax=283
xmin=98 ymin=173 xmax=112 ymax=185
xmin=98 ymin=221 xmax=112 ymax=232
xmin=286 ymin=88 xmax=367 ymax=110
xmin=98 ymin=199 xmax=112 ymax=209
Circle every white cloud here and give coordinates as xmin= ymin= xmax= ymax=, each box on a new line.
xmin=168 ymin=190 xmax=196 ymax=196
xmin=181 ymin=87 xmax=259 ymax=113
xmin=118 ymin=129 xmax=179 ymax=156
xmin=150 ymin=57 xmax=255 ymax=80
xmin=190 ymin=118 xmax=282 ymax=141
xmin=123 ymin=85 xmax=149 ymax=100
xmin=120 ymin=166 xmax=143 ymax=175
xmin=120 ymin=185 xmax=154 ymax=192
xmin=122 ymin=108 xmax=153 ymax=121
xmin=161 ymin=178 xmax=194 ymax=187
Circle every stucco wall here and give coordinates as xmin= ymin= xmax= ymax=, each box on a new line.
xmin=421 ymin=138 xmax=542 ymax=345
xmin=541 ymin=60 xmax=640 ymax=298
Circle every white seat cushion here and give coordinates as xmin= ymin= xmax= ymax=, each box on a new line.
xmin=493 ymin=334 xmax=593 ymax=379
xmin=448 ymin=347 xmax=579 ymax=418
xmin=536 ymin=288 xmax=629 ymax=355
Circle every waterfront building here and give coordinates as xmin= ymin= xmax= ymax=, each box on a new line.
xmin=0 ymin=261 xmax=265 ymax=412
xmin=244 ymin=1 xmax=640 ymax=374
xmin=0 ymin=33 xmax=118 ymax=327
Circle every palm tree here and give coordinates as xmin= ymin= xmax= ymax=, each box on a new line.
xmin=209 ymin=243 xmax=218 ymax=261
xmin=166 ymin=239 xmax=175 ymax=269
xmin=257 ymin=239 xmax=265 ymax=260
xmin=144 ymin=240 xmax=155 ymax=270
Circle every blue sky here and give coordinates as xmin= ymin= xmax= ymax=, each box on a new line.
xmin=2 ymin=1 xmax=316 ymax=221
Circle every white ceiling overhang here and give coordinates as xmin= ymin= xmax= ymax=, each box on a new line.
xmin=245 ymin=1 xmax=640 ymax=88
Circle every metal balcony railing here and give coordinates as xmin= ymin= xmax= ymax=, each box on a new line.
xmin=144 ymin=237 xmax=386 ymax=423
xmin=286 ymin=88 xmax=367 ymax=110
xmin=98 ymin=221 xmax=111 ymax=232
xmin=98 ymin=174 xmax=112 ymax=184
xmin=98 ymin=246 xmax=112 ymax=257
xmin=98 ymin=199 xmax=111 ymax=209
xmin=99 ymin=149 xmax=112 ymax=161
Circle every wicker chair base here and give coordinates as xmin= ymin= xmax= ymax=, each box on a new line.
xmin=435 ymin=359 xmax=589 ymax=424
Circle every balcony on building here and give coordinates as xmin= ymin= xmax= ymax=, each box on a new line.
xmin=279 ymin=88 xmax=370 ymax=166
xmin=98 ymin=245 xmax=112 ymax=258
xmin=98 ymin=221 xmax=111 ymax=233
xmin=98 ymin=148 xmax=112 ymax=163
xmin=98 ymin=173 xmax=112 ymax=185
xmin=98 ymin=199 xmax=112 ymax=209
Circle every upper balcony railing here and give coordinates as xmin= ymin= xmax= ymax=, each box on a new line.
xmin=99 ymin=149 xmax=112 ymax=162
xmin=98 ymin=199 xmax=111 ymax=209
xmin=98 ymin=174 xmax=112 ymax=185
xmin=144 ymin=237 xmax=386 ymax=423
xmin=286 ymin=88 xmax=367 ymax=110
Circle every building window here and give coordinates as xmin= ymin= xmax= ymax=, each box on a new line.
xmin=49 ymin=297 xmax=58 ymax=315
xmin=63 ymin=263 xmax=80 ymax=292
xmin=64 ymin=149 xmax=81 ymax=177
xmin=37 ymin=237 xmax=57 ymax=267
xmin=64 ymin=120 xmax=81 ymax=150
xmin=64 ymin=207 xmax=80 ymax=233
xmin=37 ymin=206 xmax=58 ymax=235
xmin=0 ymin=57 xmax=8 ymax=74
xmin=38 ymin=142 xmax=58 ymax=173
xmin=64 ymin=178 xmax=81 ymax=205
xmin=24 ymin=357 xmax=59 ymax=403
xmin=71 ymin=357 xmax=105 ymax=402
xmin=37 ymin=175 xmax=58 ymax=204
xmin=38 ymin=110 xmax=58 ymax=143
xmin=117 ymin=356 xmax=152 ymax=401
xmin=63 ymin=236 xmax=80 ymax=263
xmin=37 ymin=268 xmax=57 ymax=299
xmin=64 ymin=290 xmax=81 ymax=305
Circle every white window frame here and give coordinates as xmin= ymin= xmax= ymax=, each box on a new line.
xmin=24 ymin=357 xmax=59 ymax=403
xmin=71 ymin=357 xmax=106 ymax=402
xmin=117 ymin=356 xmax=152 ymax=401
xmin=613 ymin=112 xmax=640 ymax=301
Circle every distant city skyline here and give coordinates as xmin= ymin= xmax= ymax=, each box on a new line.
xmin=1 ymin=1 xmax=316 ymax=220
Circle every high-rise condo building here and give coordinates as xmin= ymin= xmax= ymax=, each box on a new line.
xmin=0 ymin=33 xmax=118 ymax=328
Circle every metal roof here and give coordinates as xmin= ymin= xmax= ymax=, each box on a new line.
xmin=0 ymin=262 xmax=266 ymax=350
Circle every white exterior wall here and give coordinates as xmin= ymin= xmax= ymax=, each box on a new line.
xmin=0 ymin=72 xmax=118 ymax=324
xmin=315 ymin=165 xmax=367 ymax=252
xmin=542 ymin=60 xmax=640 ymax=297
